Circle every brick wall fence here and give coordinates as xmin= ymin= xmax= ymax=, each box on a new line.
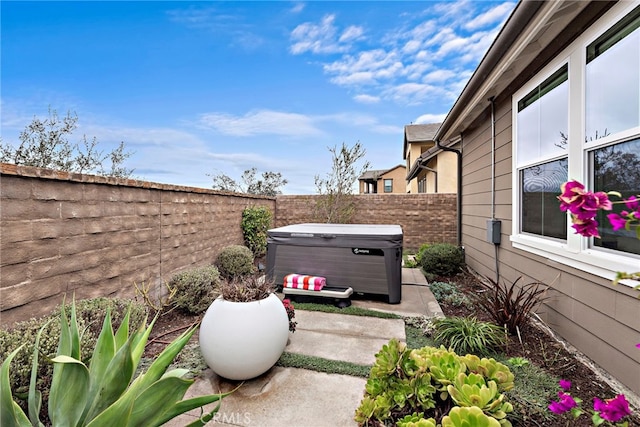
xmin=275 ymin=194 xmax=457 ymax=250
xmin=1 ymin=163 xmax=456 ymax=325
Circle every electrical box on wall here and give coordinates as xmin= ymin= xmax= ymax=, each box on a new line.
xmin=487 ymin=219 xmax=501 ymax=245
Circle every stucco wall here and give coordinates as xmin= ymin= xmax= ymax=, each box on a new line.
xmin=1 ymin=164 xmax=457 ymax=325
xmin=459 ymin=99 xmax=640 ymax=395
xmin=377 ymin=166 xmax=407 ymax=194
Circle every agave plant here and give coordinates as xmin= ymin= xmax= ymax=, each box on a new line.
xmin=1 ymin=300 xmax=229 ymax=427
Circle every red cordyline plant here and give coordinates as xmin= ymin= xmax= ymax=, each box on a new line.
xmin=557 ymin=180 xmax=640 ymax=284
xmin=548 ymin=379 xmax=632 ymax=426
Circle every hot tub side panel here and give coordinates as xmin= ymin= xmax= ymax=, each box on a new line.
xmin=266 ymin=230 xmax=402 ymax=303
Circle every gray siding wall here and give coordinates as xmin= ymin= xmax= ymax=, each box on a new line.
xmin=460 ymin=98 xmax=640 ymax=395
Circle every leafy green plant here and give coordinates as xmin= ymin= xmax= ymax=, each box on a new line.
xmin=1 ymin=300 xmax=228 ymax=427
xmin=429 ymin=281 xmax=474 ymax=308
xmin=241 ymin=206 xmax=272 ymax=257
xmin=169 ymin=265 xmax=221 ymax=314
xmin=354 ymin=339 xmax=514 ymax=426
xmin=215 ymin=245 xmax=255 ymax=280
xmin=473 ymin=276 xmax=548 ymax=335
xmin=0 ymin=297 xmax=147 ymax=420
xmin=506 ymin=357 xmax=530 ymax=368
xmin=418 ymin=243 xmax=465 ymax=277
xmin=432 ymin=316 xmax=506 ymax=356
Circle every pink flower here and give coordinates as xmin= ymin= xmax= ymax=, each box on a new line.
xmin=549 ymin=391 xmax=578 ymax=414
xmin=593 ymin=395 xmax=631 ymax=422
xmin=625 ymin=195 xmax=639 ymax=211
xmin=571 ymin=217 xmax=601 ymax=238
xmin=607 ymin=212 xmax=628 ymax=231
xmin=558 ymin=181 xmax=612 ymax=220
xmin=559 ymin=379 xmax=571 ymax=391
xmin=636 ymin=343 xmax=640 ymax=349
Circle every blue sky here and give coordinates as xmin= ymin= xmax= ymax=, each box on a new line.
xmin=1 ymin=1 xmax=516 ymax=194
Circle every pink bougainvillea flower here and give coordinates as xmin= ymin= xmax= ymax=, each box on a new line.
xmin=636 ymin=343 xmax=640 ymax=349
xmin=571 ymin=217 xmax=601 ymax=238
xmin=549 ymin=391 xmax=578 ymax=414
xmin=593 ymin=395 xmax=631 ymax=422
xmin=607 ymin=212 xmax=628 ymax=231
xmin=559 ymin=379 xmax=571 ymax=391
xmin=558 ymin=181 xmax=612 ymax=225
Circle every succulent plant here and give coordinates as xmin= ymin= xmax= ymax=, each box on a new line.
xmin=461 ymin=355 xmax=515 ymax=392
xmin=396 ymin=413 xmax=438 ymax=427
xmin=447 ymin=373 xmax=513 ymax=423
xmin=441 ymin=406 xmax=502 ymax=427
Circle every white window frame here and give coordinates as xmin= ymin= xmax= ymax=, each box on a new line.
xmin=510 ymin=1 xmax=640 ymax=285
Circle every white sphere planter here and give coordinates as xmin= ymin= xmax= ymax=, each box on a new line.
xmin=199 ymin=293 xmax=289 ymax=380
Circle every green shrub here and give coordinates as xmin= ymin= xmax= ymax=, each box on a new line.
xmin=215 ymin=245 xmax=255 ymax=280
xmin=418 ymin=243 xmax=465 ymax=276
xmin=0 ymin=298 xmax=147 ymax=421
xmin=169 ymin=265 xmax=221 ymax=314
xmin=432 ymin=316 xmax=506 ymax=357
xmin=429 ymin=281 xmax=473 ymax=308
xmin=241 ymin=206 xmax=272 ymax=257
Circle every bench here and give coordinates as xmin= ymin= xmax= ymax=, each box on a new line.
xmin=283 ymin=286 xmax=354 ymax=308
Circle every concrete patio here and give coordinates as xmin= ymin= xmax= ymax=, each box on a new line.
xmin=166 ymin=268 xmax=440 ymax=427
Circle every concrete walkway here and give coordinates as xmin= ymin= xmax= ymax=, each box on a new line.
xmin=166 ymin=268 xmax=440 ymax=427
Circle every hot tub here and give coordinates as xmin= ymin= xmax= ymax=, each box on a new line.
xmin=266 ymin=223 xmax=403 ymax=303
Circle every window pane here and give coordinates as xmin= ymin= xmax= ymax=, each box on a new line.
xmin=586 ymin=16 xmax=640 ymax=140
xmin=384 ymin=179 xmax=393 ymax=193
xmin=517 ymin=66 xmax=568 ymax=166
xmin=592 ymin=138 xmax=640 ymax=255
xmin=521 ymin=158 xmax=568 ymax=238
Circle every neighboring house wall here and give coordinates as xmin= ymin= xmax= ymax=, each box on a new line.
xmin=406 ymin=143 xmax=432 ymax=193
xmin=439 ymin=1 xmax=640 ymax=395
xmin=377 ymin=166 xmax=406 ymax=194
xmin=0 ymin=164 xmax=457 ymax=325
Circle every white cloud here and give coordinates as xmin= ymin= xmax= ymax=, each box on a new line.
xmin=423 ymin=69 xmax=455 ymax=84
xmin=290 ymin=2 xmax=305 ymax=14
xmin=290 ymin=14 xmax=356 ymax=55
xmin=353 ymin=94 xmax=380 ymax=104
xmin=464 ymin=2 xmax=515 ymax=31
xmin=198 ymin=110 xmax=324 ymax=137
xmin=339 ymin=25 xmax=364 ymax=43
xmin=415 ymin=113 xmax=446 ymax=124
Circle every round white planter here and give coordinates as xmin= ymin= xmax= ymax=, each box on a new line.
xmin=199 ymin=293 xmax=289 ymax=380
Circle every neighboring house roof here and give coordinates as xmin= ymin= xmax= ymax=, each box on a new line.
xmin=359 ymin=165 xmax=405 ymax=182
xmin=406 ymin=145 xmax=441 ymax=181
xmin=434 ymin=1 xmax=612 ymax=144
xmin=403 ymin=123 xmax=440 ymax=160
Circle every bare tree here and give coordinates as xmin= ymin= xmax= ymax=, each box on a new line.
xmin=314 ymin=142 xmax=370 ymax=223
xmin=0 ymin=107 xmax=134 ymax=178
xmin=209 ymin=167 xmax=287 ymax=196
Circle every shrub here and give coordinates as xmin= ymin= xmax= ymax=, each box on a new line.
xmin=429 ymin=281 xmax=473 ymax=308
xmin=432 ymin=316 xmax=506 ymax=356
xmin=418 ymin=243 xmax=465 ymax=276
xmin=354 ymin=339 xmax=514 ymax=426
xmin=473 ymin=276 xmax=548 ymax=335
xmin=1 ymin=300 xmax=227 ymax=426
xmin=215 ymin=245 xmax=255 ymax=280
xmin=220 ymin=273 xmax=276 ymax=302
xmin=0 ymin=298 xmax=147 ymax=422
xmin=241 ymin=206 xmax=272 ymax=257
xmin=168 ymin=265 xmax=221 ymax=315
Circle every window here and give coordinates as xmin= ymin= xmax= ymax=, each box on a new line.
xmin=384 ymin=179 xmax=393 ymax=193
xmin=418 ymin=177 xmax=426 ymax=193
xmin=512 ymin=2 xmax=640 ymax=281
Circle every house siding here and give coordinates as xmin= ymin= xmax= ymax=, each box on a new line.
xmin=460 ymin=96 xmax=640 ymax=395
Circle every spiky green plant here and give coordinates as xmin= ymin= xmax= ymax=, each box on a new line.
xmin=1 ymin=300 xmax=228 ymax=427
xmin=433 ymin=316 xmax=506 ymax=356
